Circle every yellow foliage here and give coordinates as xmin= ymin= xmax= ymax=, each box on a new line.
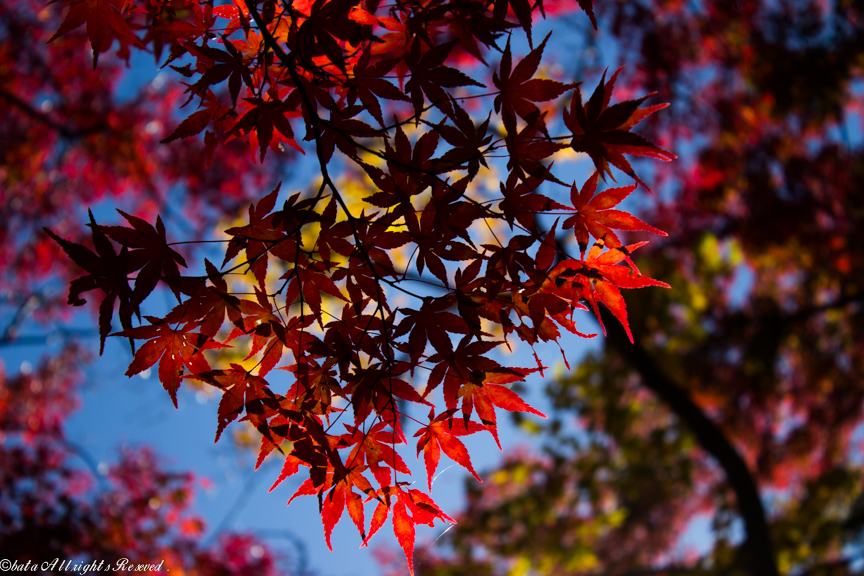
xmin=698 ymin=233 xmax=722 ymax=270
xmin=562 ymin=548 xmax=598 ymax=572
xmin=508 ymin=556 xmax=531 ymax=576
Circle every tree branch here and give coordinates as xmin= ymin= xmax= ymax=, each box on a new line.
xmin=0 ymin=88 xmax=107 ymax=138
xmin=598 ymin=306 xmax=779 ymax=576
xmin=0 ymin=328 xmax=97 ymax=347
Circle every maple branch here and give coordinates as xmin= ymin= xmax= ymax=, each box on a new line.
xmin=204 ymin=463 xmax=273 ymax=547
xmin=247 ymin=1 xmax=414 ymax=383
xmin=0 ymin=88 xmax=107 ymax=138
xmin=210 ymin=184 xmax=328 ymax=290
xmin=253 ymin=529 xmax=312 ymax=576
xmin=597 ymin=306 xmax=779 ymax=576
xmin=336 ymin=129 xmax=508 ymax=219
xmin=245 ymin=2 xmax=373 ymax=266
xmin=1 ymin=292 xmax=42 ymax=343
xmin=0 ymin=328 xmax=98 ymax=347
xmin=61 ymin=438 xmax=110 ymax=491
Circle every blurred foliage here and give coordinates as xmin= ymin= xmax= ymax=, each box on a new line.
xmin=0 ymin=347 xmax=293 ymax=575
xmin=397 ymin=1 xmax=864 ymax=575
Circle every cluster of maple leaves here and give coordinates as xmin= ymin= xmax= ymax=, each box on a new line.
xmin=45 ymin=0 xmax=675 ymax=571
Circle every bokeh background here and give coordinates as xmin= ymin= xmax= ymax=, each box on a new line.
xmin=3 ymin=1 xmax=864 ymax=575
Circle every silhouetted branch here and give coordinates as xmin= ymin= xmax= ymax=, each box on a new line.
xmin=255 ymin=529 xmax=313 ymax=576
xmin=598 ymin=306 xmax=779 ymax=576
xmin=0 ymin=88 xmax=107 ymax=138
xmin=0 ymin=328 xmax=98 ymax=347
xmin=1 ymin=293 xmax=41 ymax=342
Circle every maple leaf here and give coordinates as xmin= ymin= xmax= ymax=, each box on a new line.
xmin=294 ymin=0 xmax=363 ymax=73
xmin=318 ymin=106 xmax=382 ymax=163
xmin=361 ymin=138 xmax=429 ymax=212
xmin=160 ymin=91 xmax=235 ymax=169
xmin=344 ymin=51 xmax=411 ymax=127
xmin=346 ymin=364 xmax=432 ymax=435
xmin=188 ymin=366 xmax=271 ymax=442
xmin=504 ymin=119 xmax=567 ymax=185
xmin=223 ymin=296 xmax=287 ymax=377
xmin=446 ymin=0 xmax=513 ymax=65
xmin=388 ymin=486 xmax=455 ymax=575
xmin=44 ymin=211 xmax=135 ymax=354
xmin=484 ymin=233 xmax=542 ymax=286
xmin=491 ymin=0 xmax=538 ymax=46
xmin=337 ymin=422 xmax=410 ymax=487
xmin=320 ymin=467 xmax=374 ymax=548
xmin=436 ymin=107 xmax=494 ymax=178
xmin=404 ymin=206 xmax=460 ymax=289
xmin=268 ymin=455 xmax=305 ymax=492
xmin=188 ymin=38 xmax=255 ymax=107
xmin=360 ymin=497 xmax=389 ymax=550
xmin=281 ymin=259 xmax=347 ymax=328
xmin=222 ymin=184 xmax=285 ymax=288
xmin=563 ymin=67 xmax=676 ymax=190
xmin=393 ymin=300 xmax=470 ymax=362
xmin=117 ymin=320 xmax=227 ymax=407
xmin=494 ymin=33 xmax=574 ymax=137
xmin=459 ymin=368 xmax=546 ymax=431
xmin=100 ymin=211 xmax=187 ymax=303
xmin=564 ymin=171 xmax=668 ymax=256
xmin=212 ymin=4 xmax=241 ymax=19
xmin=499 ymin=170 xmax=569 ymax=230
xmin=393 ymin=500 xmax=415 ymax=575
xmin=159 ymin=260 xmax=242 ymax=339
xmin=232 ymin=92 xmax=302 ymax=162
xmin=415 ymin=409 xmax=485 ymax=490
xmin=551 ymin=241 xmax=670 ymax=342
xmin=161 ymin=108 xmax=217 ymax=144
xmin=48 ymin=0 xmax=144 ymax=67
xmin=424 ymin=336 xmax=517 ymax=413
xmin=578 ymin=0 xmax=598 ymax=29
xmin=404 ymin=39 xmax=485 ymax=120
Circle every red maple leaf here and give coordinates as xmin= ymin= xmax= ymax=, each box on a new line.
xmin=377 ymin=485 xmax=455 ymax=575
xmin=404 ymin=39 xmax=485 ymax=120
xmin=320 ymin=466 xmax=374 ymax=549
xmin=222 ymin=184 xmax=285 ymax=288
xmin=188 ymin=365 xmax=271 ymax=442
xmin=563 ymin=67 xmax=676 ymax=190
xmin=436 ymin=106 xmax=494 ymax=178
xmin=188 ymin=38 xmax=255 ymax=107
xmin=337 ymin=422 xmax=411 ymax=488
xmin=564 ymin=170 xmax=668 ymax=256
xmin=393 ymin=300 xmax=470 ymax=362
xmin=344 ymin=51 xmax=411 ymax=127
xmin=577 ymin=0 xmax=598 ymax=29
xmin=100 ymin=211 xmax=187 ymax=303
xmin=415 ymin=409 xmax=485 ymax=490
xmin=45 ymin=211 xmax=136 ymax=354
xmin=494 ymin=33 xmax=574 ymax=136
xmin=231 ymin=91 xmax=302 ymax=162
xmin=457 ymin=365 xmax=545 ymax=430
xmin=48 ymin=0 xmax=143 ymax=67
xmin=551 ymin=241 xmax=670 ymax=342
xmin=117 ymin=320 xmax=227 ymax=407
